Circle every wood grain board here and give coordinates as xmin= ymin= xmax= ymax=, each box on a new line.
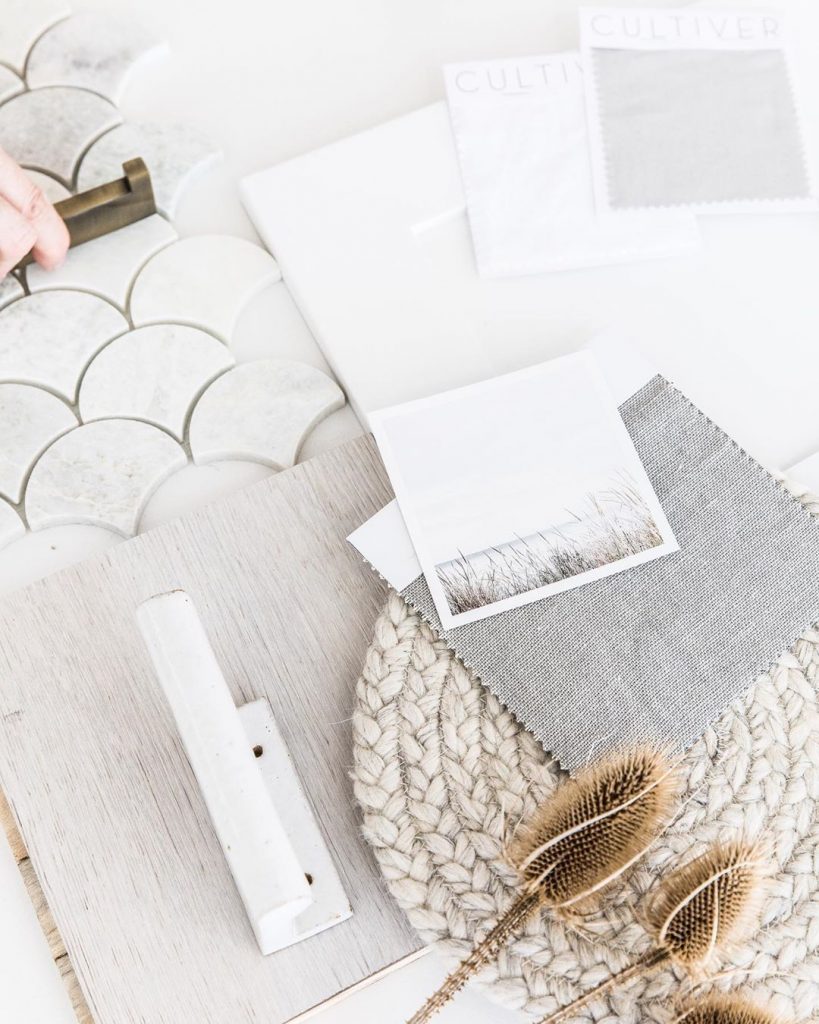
xmin=1 ymin=793 xmax=93 ymax=1023
xmin=0 ymin=435 xmax=423 ymax=1024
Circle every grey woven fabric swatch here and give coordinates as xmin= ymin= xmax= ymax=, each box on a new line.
xmin=593 ymin=48 xmax=810 ymax=208
xmin=401 ymin=377 xmax=819 ymax=770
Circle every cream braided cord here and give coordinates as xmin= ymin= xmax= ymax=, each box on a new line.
xmin=352 ymin=490 xmax=819 ymax=1021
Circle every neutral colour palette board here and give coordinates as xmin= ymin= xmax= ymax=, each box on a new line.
xmin=0 ymin=436 xmax=423 ymax=1024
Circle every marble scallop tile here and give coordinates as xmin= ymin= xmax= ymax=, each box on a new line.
xmin=25 ymin=169 xmax=71 ymax=203
xmin=0 ymin=499 xmax=25 ymax=550
xmin=77 ymin=122 xmax=221 ymax=219
xmin=189 ymin=359 xmax=344 ymax=468
xmin=0 ymin=87 xmax=120 ymax=185
xmin=25 ymin=12 xmax=166 ymax=104
xmin=0 ymin=290 xmax=128 ymax=401
xmin=27 ymin=214 xmax=178 ymax=309
xmin=80 ymin=324 xmax=234 ymax=440
xmin=0 ymin=274 xmax=24 ymax=311
xmin=26 ymin=419 xmax=186 ymax=536
xmin=129 ymin=235 xmax=282 ymax=342
xmin=0 ymin=383 xmax=77 ymax=503
xmin=0 ymin=66 xmax=24 ymax=103
xmin=0 ymin=0 xmax=69 ymax=73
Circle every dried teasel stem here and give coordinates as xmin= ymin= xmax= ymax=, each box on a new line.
xmin=535 ymin=841 xmax=770 ymax=1024
xmin=405 ymin=747 xmax=679 ymax=1024
xmin=673 ymin=993 xmax=785 ymax=1024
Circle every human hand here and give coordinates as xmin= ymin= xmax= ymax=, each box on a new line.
xmin=0 ymin=147 xmax=69 ymax=278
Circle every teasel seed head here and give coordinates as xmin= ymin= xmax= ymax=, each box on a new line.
xmin=406 ymin=746 xmax=680 ymax=1024
xmin=675 ymin=993 xmax=784 ymax=1024
xmin=508 ymin=746 xmax=679 ymax=910
xmin=649 ymin=841 xmax=769 ymax=968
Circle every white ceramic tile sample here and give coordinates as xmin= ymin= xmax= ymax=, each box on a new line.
xmin=0 ymin=384 xmax=77 ymax=503
xmin=0 ymin=290 xmax=127 ymax=401
xmin=129 ymin=235 xmax=282 ymax=341
xmin=25 ymin=170 xmax=71 ymax=203
xmin=26 ymin=419 xmax=186 ymax=536
xmin=26 ymin=12 xmax=166 ymax=103
xmin=0 ymin=66 xmax=24 ymax=103
xmin=189 ymin=359 xmax=344 ymax=468
xmin=78 ymin=122 xmax=222 ymax=218
xmin=0 ymin=0 xmax=69 ymax=73
xmin=0 ymin=275 xmax=24 ymax=311
xmin=0 ymin=500 xmax=25 ymax=548
xmin=0 ymin=87 xmax=120 ymax=185
xmin=80 ymin=324 xmax=234 ymax=439
xmin=27 ymin=214 xmax=178 ymax=308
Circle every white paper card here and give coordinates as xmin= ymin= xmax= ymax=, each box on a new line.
xmin=349 ymin=333 xmax=659 ymax=593
xmin=443 ymin=52 xmax=699 ymax=278
xmin=370 ymin=352 xmax=678 ymax=628
xmin=581 ymin=8 xmax=818 ymax=215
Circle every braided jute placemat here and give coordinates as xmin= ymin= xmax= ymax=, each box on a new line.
xmin=352 ymin=484 xmax=819 ymax=1023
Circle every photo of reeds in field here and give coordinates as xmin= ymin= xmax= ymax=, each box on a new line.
xmin=435 ymin=474 xmax=663 ymax=615
xmin=371 ymin=353 xmax=677 ymax=627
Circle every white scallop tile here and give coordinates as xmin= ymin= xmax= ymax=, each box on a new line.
xmin=0 ymin=383 xmax=76 ymax=503
xmin=26 ymin=12 xmax=166 ymax=104
xmin=0 ymin=87 xmax=120 ymax=184
xmin=25 ymin=169 xmax=71 ymax=203
xmin=129 ymin=235 xmax=281 ymax=342
xmin=27 ymin=214 xmax=177 ymax=308
xmin=80 ymin=324 xmax=233 ymax=440
xmin=0 ymin=274 xmax=24 ymax=311
xmin=0 ymin=290 xmax=128 ymax=401
xmin=0 ymin=0 xmax=69 ymax=73
xmin=0 ymin=499 xmax=24 ymax=550
xmin=0 ymin=66 xmax=24 ymax=103
xmin=189 ymin=359 xmax=345 ymax=468
xmin=26 ymin=419 xmax=186 ymax=536
xmin=77 ymin=122 xmax=221 ymax=219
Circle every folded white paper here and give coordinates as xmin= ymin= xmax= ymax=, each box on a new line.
xmin=443 ymin=51 xmax=699 ymax=277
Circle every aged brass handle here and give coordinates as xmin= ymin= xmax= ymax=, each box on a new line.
xmin=15 ymin=157 xmax=156 ymax=270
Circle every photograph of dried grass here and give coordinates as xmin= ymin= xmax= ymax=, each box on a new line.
xmin=372 ymin=353 xmax=677 ymax=628
xmin=435 ymin=474 xmax=663 ymax=615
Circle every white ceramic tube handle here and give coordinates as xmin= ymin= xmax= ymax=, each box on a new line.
xmin=137 ymin=590 xmax=312 ymax=952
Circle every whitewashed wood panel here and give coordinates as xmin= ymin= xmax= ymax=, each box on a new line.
xmin=0 ymin=436 xmax=421 ymax=1024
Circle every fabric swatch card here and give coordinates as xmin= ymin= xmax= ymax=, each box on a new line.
xmin=581 ymin=8 xmax=817 ymax=214
xmin=443 ymin=52 xmax=699 ymax=277
xmin=353 ymin=372 xmax=819 ymax=771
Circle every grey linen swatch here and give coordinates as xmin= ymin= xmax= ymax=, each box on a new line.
xmin=593 ymin=48 xmax=810 ymax=208
xmin=401 ymin=377 xmax=819 ymax=770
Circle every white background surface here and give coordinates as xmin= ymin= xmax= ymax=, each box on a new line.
xmin=1 ymin=1 xmax=817 ymax=1023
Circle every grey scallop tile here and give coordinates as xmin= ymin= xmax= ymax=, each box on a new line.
xmin=0 ymin=87 xmax=120 ymax=184
xmin=27 ymin=214 xmax=177 ymax=309
xmin=0 ymin=0 xmax=69 ymax=73
xmin=0 ymin=383 xmax=76 ymax=503
xmin=77 ymin=122 xmax=221 ymax=219
xmin=80 ymin=324 xmax=234 ymax=440
xmin=189 ymin=359 xmax=344 ymax=468
xmin=0 ymin=274 xmax=24 ymax=311
xmin=0 ymin=499 xmax=24 ymax=550
xmin=26 ymin=419 xmax=186 ymax=536
xmin=25 ymin=169 xmax=71 ymax=203
xmin=26 ymin=12 xmax=166 ymax=105
xmin=0 ymin=290 xmax=127 ymax=401
xmin=129 ymin=235 xmax=281 ymax=342
xmin=0 ymin=66 xmax=24 ymax=103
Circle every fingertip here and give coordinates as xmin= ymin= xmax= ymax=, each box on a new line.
xmin=33 ymin=219 xmax=70 ymax=271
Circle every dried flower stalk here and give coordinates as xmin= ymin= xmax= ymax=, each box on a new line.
xmin=536 ymin=841 xmax=770 ymax=1024
xmin=405 ymin=747 xmax=679 ymax=1024
xmin=674 ymin=993 xmax=784 ymax=1024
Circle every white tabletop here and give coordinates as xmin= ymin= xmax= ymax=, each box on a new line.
xmin=3 ymin=1 xmax=817 ymax=1022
